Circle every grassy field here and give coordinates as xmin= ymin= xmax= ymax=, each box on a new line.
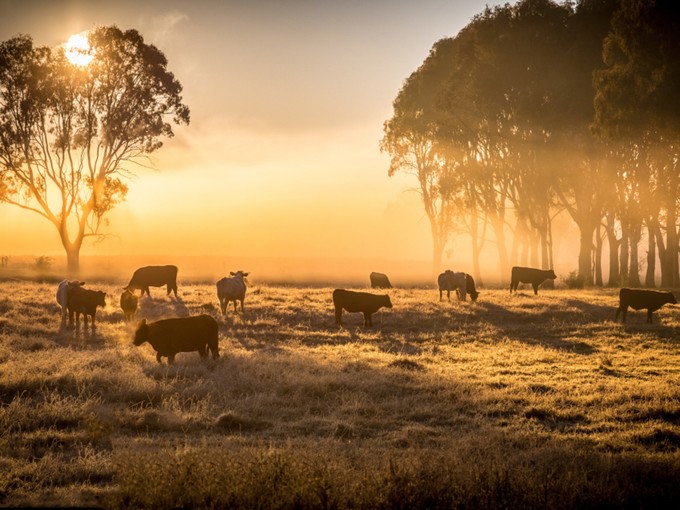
xmin=1 ymin=279 xmax=680 ymax=508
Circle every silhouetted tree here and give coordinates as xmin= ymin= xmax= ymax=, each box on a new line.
xmin=0 ymin=27 xmax=189 ymax=273
xmin=594 ymin=0 xmax=680 ymax=286
xmin=381 ymin=38 xmax=461 ymax=273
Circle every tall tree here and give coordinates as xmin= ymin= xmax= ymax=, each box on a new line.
xmin=593 ymin=0 xmax=680 ymax=286
xmin=0 ymin=27 xmax=189 ymax=273
xmin=381 ymin=38 xmax=461 ymax=273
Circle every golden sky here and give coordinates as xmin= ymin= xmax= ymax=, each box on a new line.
xmin=0 ymin=0 xmax=503 ymax=266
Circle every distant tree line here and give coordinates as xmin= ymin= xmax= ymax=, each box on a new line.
xmin=382 ymin=0 xmax=680 ymax=288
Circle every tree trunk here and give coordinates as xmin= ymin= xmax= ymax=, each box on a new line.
xmin=628 ymin=222 xmax=642 ymax=288
xmin=648 ymin=217 xmax=669 ymax=286
xmin=66 ymin=248 xmax=80 ymax=276
xmin=666 ymin=206 xmax=680 ymax=287
xmin=604 ymin=213 xmax=620 ymax=287
xmin=645 ymin=223 xmax=656 ymax=288
xmin=619 ymin=227 xmax=629 ymax=284
xmin=539 ymin=220 xmax=554 ymax=289
xmin=577 ymin=223 xmax=596 ymax=285
xmin=59 ymin=224 xmax=83 ymax=277
xmin=594 ymin=224 xmax=603 ymax=287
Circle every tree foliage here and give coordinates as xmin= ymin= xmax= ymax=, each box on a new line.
xmin=0 ymin=26 xmax=189 ymax=272
xmin=383 ymin=0 xmax=680 ymax=286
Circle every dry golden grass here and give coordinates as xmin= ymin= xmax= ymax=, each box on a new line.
xmin=1 ymin=279 xmax=680 ymax=508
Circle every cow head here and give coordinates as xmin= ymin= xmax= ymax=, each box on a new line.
xmin=95 ymin=291 xmax=106 ymax=308
xmin=230 ymin=270 xmax=250 ymax=285
xmin=383 ymin=295 xmax=393 ymax=308
xmin=669 ymin=292 xmax=678 ymax=305
xmin=133 ymin=319 xmax=149 ymax=346
xmin=548 ymin=270 xmax=557 ymax=279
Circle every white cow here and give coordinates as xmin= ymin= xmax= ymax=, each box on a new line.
xmin=216 ymin=271 xmax=249 ymax=315
xmin=437 ymin=270 xmax=467 ymax=301
xmin=56 ymin=279 xmax=85 ymax=325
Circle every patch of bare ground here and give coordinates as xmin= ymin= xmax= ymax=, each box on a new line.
xmin=0 ymin=282 xmax=679 ymax=507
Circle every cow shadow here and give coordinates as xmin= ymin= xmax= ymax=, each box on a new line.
xmin=136 ymin=294 xmax=191 ymax=322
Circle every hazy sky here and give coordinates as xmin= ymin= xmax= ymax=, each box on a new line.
xmin=0 ymin=0 xmax=508 ymax=266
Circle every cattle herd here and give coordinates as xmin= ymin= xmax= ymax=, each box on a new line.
xmin=54 ymin=264 xmax=677 ymax=364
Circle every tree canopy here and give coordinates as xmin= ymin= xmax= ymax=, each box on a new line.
xmin=0 ymin=26 xmax=189 ymax=273
xmin=383 ymin=0 xmax=680 ymax=287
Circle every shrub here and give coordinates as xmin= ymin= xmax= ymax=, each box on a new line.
xmin=564 ymin=270 xmax=586 ymax=289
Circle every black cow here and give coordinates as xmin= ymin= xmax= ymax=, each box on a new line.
xmin=370 ymin=272 xmax=393 ymax=289
xmin=466 ymin=274 xmax=480 ymax=302
xmin=133 ymin=314 xmax=219 ymax=364
xmin=67 ymin=286 xmax=106 ymax=328
xmin=120 ymin=289 xmax=139 ymax=322
xmin=124 ymin=265 xmax=178 ymax=297
xmin=438 ymin=270 xmax=466 ymax=301
xmin=333 ymin=289 xmax=392 ymax=327
xmin=616 ymin=288 xmax=676 ymax=323
xmin=510 ymin=266 xmax=557 ymax=295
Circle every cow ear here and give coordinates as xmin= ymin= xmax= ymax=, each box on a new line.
xmin=230 ymin=272 xmax=235 ymax=276
xmin=243 ymin=272 xmax=249 ymax=277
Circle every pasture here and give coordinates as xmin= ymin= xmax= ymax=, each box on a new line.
xmin=0 ymin=280 xmax=680 ymax=508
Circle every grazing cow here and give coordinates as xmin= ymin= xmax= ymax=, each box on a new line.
xmin=67 ymin=286 xmax=106 ymax=328
xmin=124 ymin=265 xmax=178 ymax=298
xmin=216 ymin=271 xmax=249 ymax=315
xmin=120 ymin=289 xmax=139 ymax=322
xmin=510 ymin=266 xmax=557 ymax=295
xmin=133 ymin=314 xmax=219 ymax=364
xmin=56 ymin=279 xmax=85 ymax=325
xmin=370 ymin=272 xmax=393 ymax=289
xmin=333 ymin=289 xmax=392 ymax=327
xmin=616 ymin=288 xmax=676 ymax=323
xmin=438 ymin=270 xmax=467 ymax=301
xmin=466 ymin=274 xmax=480 ymax=302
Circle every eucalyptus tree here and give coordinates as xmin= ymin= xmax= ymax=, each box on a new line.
xmin=0 ymin=27 xmax=189 ymax=273
xmin=594 ymin=0 xmax=680 ymax=286
xmin=381 ymin=38 xmax=463 ymax=273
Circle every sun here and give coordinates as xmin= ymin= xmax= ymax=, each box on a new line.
xmin=64 ymin=33 xmax=94 ymax=66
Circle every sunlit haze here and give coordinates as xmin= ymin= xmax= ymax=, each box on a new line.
xmin=0 ymin=0 xmax=533 ymax=282
xmin=64 ymin=32 xmax=93 ymax=66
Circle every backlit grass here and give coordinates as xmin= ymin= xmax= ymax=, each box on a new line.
xmin=0 ymin=280 xmax=679 ymax=508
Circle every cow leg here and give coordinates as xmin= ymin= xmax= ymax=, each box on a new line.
xmin=647 ymin=310 xmax=653 ymax=323
xmin=363 ymin=312 xmax=373 ymax=327
xmin=532 ymin=283 xmax=539 ymax=295
xmin=233 ymin=300 xmax=238 ymax=313
xmin=335 ymin=307 xmax=343 ymax=325
xmin=240 ymin=299 xmax=244 ymax=313
xmin=199 ymin=347 xmax=208 ymax=359
xmin=439 ymin=289 xmax=443 ymax=301
xmin=168 ymin=353 xmax=175 ymax=364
